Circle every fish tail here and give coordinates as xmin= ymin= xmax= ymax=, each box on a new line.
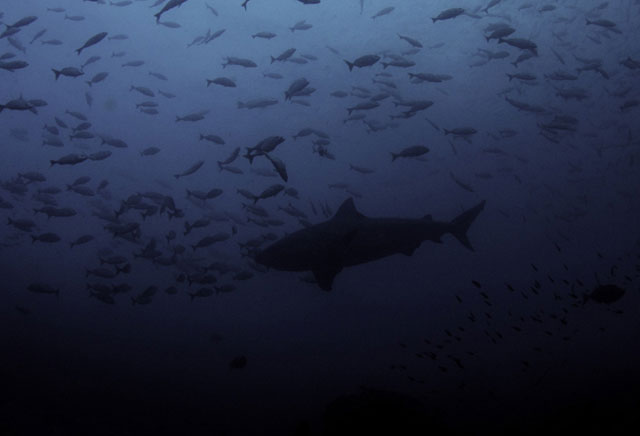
xmin=52 ymin=69 xmax=60 ymax=80
xmin=75 ymin=48 xmax=81 ymax=55
xmin=270 ymin=56 xmax=275 ymax=64
xmin=86 ymin=80 xmax=92 ymax=87
xmin=344 ymin=60 xmax=354 ymax=71
xmin=443 ymin=129 xmax=451 ymax=135
xmin=448 ymin=200 xmax=486 ymax=251
xmin=390 ymin=152 xmax=398 ymax=162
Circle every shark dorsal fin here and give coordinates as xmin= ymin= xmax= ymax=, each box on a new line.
xmin=333 ymin=197 xmax=362 ymax=220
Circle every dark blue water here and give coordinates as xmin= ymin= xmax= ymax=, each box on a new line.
xmin=1 ymin=1 xmax=640 ymax=434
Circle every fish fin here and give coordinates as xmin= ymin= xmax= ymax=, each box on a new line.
xmin=449 ymin=200 xmax=486 ymax=251
xmin=332 ymin=198 xmax=363 ymax=221
xmin=312 ymin=265 xmax=342 ymax=291
xmin=344 ymin=60 xmax=354 ymax=71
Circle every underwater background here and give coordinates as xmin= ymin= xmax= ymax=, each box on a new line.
xmin=1 ymin=0 xmax=639 ymax=434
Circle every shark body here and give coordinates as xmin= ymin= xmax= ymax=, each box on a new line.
xmin=255 ymin=198 xmax=486 ymax=290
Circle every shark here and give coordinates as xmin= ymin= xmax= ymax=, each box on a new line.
xmin=254 ymin=198 xmax=486 ymax=291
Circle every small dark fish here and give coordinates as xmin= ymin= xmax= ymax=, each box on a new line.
xmin=344 ymin=54 xmax=380 ymax=71
xmin=229 ymin=355 xmax=247 ymax=369
xmin=76 ymin=32 xmax=108 ymax=55
xmin=154 ymin=0 xmax=189 ymax=23
xmin=584 ymin=284 xmax=625 ymax=304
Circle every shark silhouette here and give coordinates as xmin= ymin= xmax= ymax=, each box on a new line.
xmin=255 ymin=198 xmax=486 ymax=291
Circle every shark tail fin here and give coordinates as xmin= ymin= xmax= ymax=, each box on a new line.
xmin=449 ymin=200 xmax=486 ymax=251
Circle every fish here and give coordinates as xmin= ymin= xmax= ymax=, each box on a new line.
xmin=200 ymin=134 xmax=225 ymax=144
xmin=344 ymin=54 xmax=380 ymax=71
xmin=50 ymin=154 xmax=88 ymax=166
xmin=347 ymin=101 xmax=379 ymax=115
xmin=371 ymin=7 xmax=394 ymax=19
xmin=159 ymin=21 xmax=181 ymax=28
xmin=391 ymin=145 xmax=429 ymax=161
xmin=122 ymin=60 xmax=145 ymax=67
xmin=1 ymin=57 xmax=28 ymax=71
xmin=0 ymin=96 xmax=37 ymax=113
xmin=52 ymin=67 xmax=84 ymax=80
xmin=82 ymin=55 xmax=101 ymax=68
xmin=86 ymin=72 xmax=109 ymax=86
xmin=237 ymin=98 xmax=278 ymax=109
xmin=222 ymin=56 xmax=256 ymax=68
xmin=432 ymin=8 xmax=465 ymax=23
xmin=583 ymin=284 xmax=625 ymax=304
xmin=30 ymin=29 xmax=47 ymax=44
xmin=27 ymin=283 xmax=59 ymax=296
xmin=264 ymin=153 xmax=288 ymax=182
xmin=176 ymin=111 xmax=206 ymax=122
xmin=229 ymin=355 xmax=247 ymax=369
xmin=290 ymin=20 xmax=312 ymax=32
xmin=285 ymin=77 xmax=309 ymax=100
xmin=149 ymin=71 xmax=167 ymax=81
xmin=70 ymin=235 xmax=94 ymax=248
xmin=6 ymin=16 xmax=38 ymax=29
xmin=154 ymin=0 xmax=189 ymax=22
xmin=252 ymin=31 xmax=276 ymax=39
xmin=174 ymin=160 xmax=204 ymax=179
xmin=31 ymin=232 xmax=61 ymax=244
xmin=498 ymin=37 xmax=538 ymax=56
xmin=255 ymin=197 xmax=485 ymax=290
xmin=449 ymin=172 xmax=474 ymax=192
xmin=206 ymin=77 xmax=236 ymax=88
xmin=205 ymin=3 xmax=218 ymax=16
xmin=397 ymin=34 xmax=422 ymax=48
xmin=75 ymin=32 xmax=108 ymax=55
xmin=271 ymin=48 xmax=296 ymax=63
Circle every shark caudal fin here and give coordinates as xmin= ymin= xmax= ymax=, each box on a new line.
xmin=448 ymin=200 xmax=486 ymax=251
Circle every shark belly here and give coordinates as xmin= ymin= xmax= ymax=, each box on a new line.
xmin=341 ymin=218 xmax=442 ymax=267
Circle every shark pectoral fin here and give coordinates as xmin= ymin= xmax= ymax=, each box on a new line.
xmin=312 ymin=266 xmax=342 ymax=291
